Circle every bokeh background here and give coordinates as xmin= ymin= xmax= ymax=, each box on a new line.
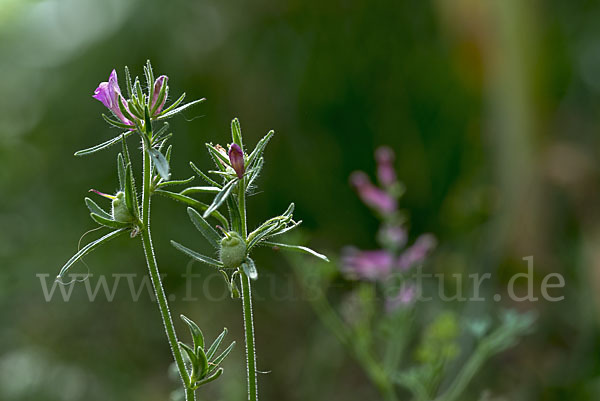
xmin=0 ymin=0 xmax=598 ymax=400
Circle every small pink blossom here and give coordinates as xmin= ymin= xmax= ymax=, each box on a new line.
xmin=150 ymin=75 xmax=168 ymax=115
xmin=350 ymin=171 xmax=397 ymax=214
xmin=92 ymin=69 xmax=133 ymax=126
xmin=342 ymin=248 xmax=393 ymax=281
xmin=375 ymin=146 xmax=397 ymax=187
xmin=228 ymin=143 xmax=245 ymax=179
xmin=398 ymin=234 xmax=437 ymax=270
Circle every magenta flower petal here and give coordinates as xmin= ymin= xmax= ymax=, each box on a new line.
xmin=375 ymin=146 xmax=397 ymax=187
xmin=92 ymin=82 xmax=111 ymax=109
xmin=397 ymin=234 xmax=436 ymax=270
xmin=151 ymin=75 xmax=168 ymax=115
xmin=92 ymin=69 xmax=132 ymax=126
xmin=350 ymin=171 xmax=397 ymax=214
xmin=341 ymin=247 xmax=393 ymax=281
xmin=228 ymin=143 xmax=245 ymax=179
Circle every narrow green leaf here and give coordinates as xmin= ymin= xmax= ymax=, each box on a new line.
xmin=205 ymin=143 xmax=230 ymax=171
xmin=207 ymin=170 xmax=234 ymax=179
xmin=117 ymin=153 xmax=126 ymax=190
xmin=241 ymin=258 xmax=258 ymax=280
xmin=180 ymin=186 xmax=221 ymax=195
xmin=207 ymin=341 xmax=236 ymax=373
xmin=124 ymin=164 xmax=136 ymax=218
xmin=247 ymin=157 xmax=264 ymax=189
xmin=231 ymin=118 xmax=243 ymax=151
xmin=144 ymin=105 xmax=153 ymax=137
xmin=180 ymin=314 xmax=205 ymax=350
xmin=127 ymin=98 xmax=144 ymax=119
xmin=179 ymin=342 xmax=198 ymax=376
xmin=230 ymin=271 xmax=240 ymax=299
xmin=157 ymin=98 xmax=205 ymax=120
xmin=153 ymin=122 xmax=170 ymax=144
xmin=193 ymin=368 xmax=223 ymax=389
xmin=156 ymin=176 xmax=195 ymax=189
xmin=187 ymin=207 xmax=221 ymax=249
xmin=134 ymin=77 xmax=144 ymax=102
xmin=121 ymin=134 xmax=132 ymax=166
xmin=144 ymin=60 xmax=155 ymax=99
xmin=163 ymin=143 xmax=173 ymax=162
xmin=159 ymin=92 xmax=186 ymax=115
xmin=58 ymin=229 xmax=127 ymax=278
xmin=90 ymin=213 xmax=131 ymax=229
xmin=117 ymin=95 xmax=137 ymax=123
xmin=197 ymin=347 xmax=209 ymax=379
xmin=190 ymin=161 xmax=221 ymax=187
xmin=124 ymin=66 xmax=133 ymax=98
xmin=74 ymin=131 xmax=133 ymax=156
xmin=203 ymin=179 xmax=237 ymax=218
xmin=206 ymin=328 xmax=228 ymax=360
xmin=171 ymin=241 xmax=223 ymax=267
xmin=148 ymin=148 xmax=170 ymax=180
xmin=154 ymin=190 xmax=229 ymax=228
xmin=247 ymin=130 xmax=274 ymax=169
xmin=102 ymin=113 xmax=132 ymax=130
xmin=85 ymin=197 xmax=111 ymax=220
xmin=262 ymin=241 xmax=330 ymax=262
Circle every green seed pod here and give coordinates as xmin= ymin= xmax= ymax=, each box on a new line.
xmin=112 ymin=191 xmax=134 ymax=223
xmin=220 ymin=231 xmax=247 ymax=268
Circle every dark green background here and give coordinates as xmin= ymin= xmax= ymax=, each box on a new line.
xmin=0 ymin=0 xmax=598 ymax=400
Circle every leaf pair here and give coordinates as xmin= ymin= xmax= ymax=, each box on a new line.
xmin=179 ymin=315 xmax=235 ymax=389
xmin=247 ymin=203 xmax=300 ymax=250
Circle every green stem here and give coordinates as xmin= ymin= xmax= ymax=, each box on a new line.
xmin=435 ymin=344 xmax=490 ymax=401
xmin=237 ymin=176 xmax=258 ymax=401
xmin=238 ymin=177 xmax=247 ymax=237
xmin=297 ymin=270 xmax=397 ymax=401
xmin=241 ymin=271 xmax=258 ymax=401
xmin=140 ymin=139 xmax=193 ymax=400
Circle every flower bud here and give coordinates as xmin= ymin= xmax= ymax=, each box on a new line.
xmin=375 ymin=146 xmax=397 ymax=187
xmin=112 ymin=191 xmax=134 ymax=223
xmin=228 ymin=144 xmax=245 ymax=179
xmin=150 ymin=75 xmax=168 ymax=115
xmin=219 ymin=231 xmax=247 ymax=268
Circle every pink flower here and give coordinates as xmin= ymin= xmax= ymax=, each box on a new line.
xmin=342 ymin=248 xmax=394 ymax=281
xmin=350 ymin=171 xmax=397 ymax=214
xmin=228 ymin=143 xmax=245 ymax=179
xmin=93 ymin=69 xmax=133 ymax=126
xmin=375 ymin=146 xmax=397 ymax=187
xmin=150 ymin=75 xmax=168 ymax=115
xmin=398 ymin=234 xmax=436 ymax=270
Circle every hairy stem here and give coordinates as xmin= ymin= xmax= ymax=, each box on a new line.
xmin=241 ymin=271 xmax=258 ymax=401
xmin=238 ymin=176 xmax=258 ymax=401
xmin=140 ymin=139 xmax=193 ymax=400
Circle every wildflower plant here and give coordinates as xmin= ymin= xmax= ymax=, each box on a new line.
xmin=170 ymin=118 xmax=329 ymax=401
xmin=288 ymin=146 xmax=536 ymax=401
xmin=57 ymin=61 xmax=234 ymax=401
